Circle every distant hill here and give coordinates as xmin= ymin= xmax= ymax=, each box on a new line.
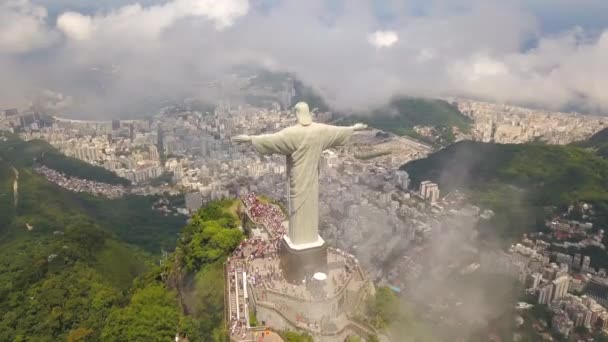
xmin=292 ymin=78 xmax=331 ymax=112
xmin=366 ymin=97 xmax=471 ymax=132
xmin=401 ymin=141 xmax=608 ymax=241
xmin=0 ymin=134 xmax=184 ymax=252
xmin=247 ymin=70 xmax=470 ymax=141
xmin=336 ymin=97 xmax=472 ymax=146
xmin=0 ymin=132 xmax=130 ymax=185
xmin=403 ymin=141 xmax=608 ymax=205
xmin=575 ymin=127 xmax=608 ymax=158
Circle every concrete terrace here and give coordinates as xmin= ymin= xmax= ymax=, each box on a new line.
xmin=225 ymin=193 xmax=375 ymax=341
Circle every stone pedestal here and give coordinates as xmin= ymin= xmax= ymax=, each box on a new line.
xmin=280 ymin=235 xmax=328 ymax=284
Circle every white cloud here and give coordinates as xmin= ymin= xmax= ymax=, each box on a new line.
xmin=368 ymin=30 xmax=399 ymax=48
xmin=56 ymin=0 xmax=249 ymax=43
xmin=57 ymin=12 xmax=92 ymax=41
xmin=177 ymin=0 xmax=249 ymax=29
xmin=447 ymin=29 xmax=608 ymax=112
xmin=3 ymin=0 xmax=608 ymax=117
xmin=0 ymin=0 xmax=53 ymax=53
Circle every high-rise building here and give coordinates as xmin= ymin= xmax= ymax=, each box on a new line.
xmin=531 ymin=273 xmax=542 ymax=290
xmin=586 ymin=278 xmax=608 ymax=307
xmin=573 ymin=311 xmax=585 ymax=327
xmin=419 ymin=181 xmax=440 ymax=203
xmin=539 ymin=283 xmax=554 ymax=304
xmin=573 ymin=253 xmax=582 ymax=269
xmin=394 ymin=170 xmax=410 ymax=190
xmin=427 ymin=184 xmax=440 ymax=203
xmin=583 ymin=256 xmax=591 ymax=270
xmin=148 ymin=144 xmax=160 ymax=161
xmin=556 ymin=253 xmax=573 ymax=266
xmin=420 ymin=181 xmax=431 ymax=197
xmin=553 ymin=276 xmax=570 ymax=301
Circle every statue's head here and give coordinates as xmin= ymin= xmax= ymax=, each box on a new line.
xmin=294 ymin=102 xmax=312 ymax=126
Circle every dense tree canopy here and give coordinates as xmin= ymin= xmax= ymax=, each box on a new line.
xmin=366 ymin=287 xmax=400 ymax=330
xmin=177 ymin=199 xmax=244 ymax=272
xmin=101 ymin=284 xmax=183 ymax=342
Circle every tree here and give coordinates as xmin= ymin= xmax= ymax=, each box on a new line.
xmin=367 ymin=287 xmax=400 ymax=330
xmin=345 ymin=335 xmax=362 ymax=342
xmin=67 ymin=328 xmax=93 ymax=342
xmin=281 ymin=331 xmax=314 ymax=342
xmin=193 ymin=263 xmax=227 ymax=339
xmin=101 ymin=285 xmax=181 ymax=342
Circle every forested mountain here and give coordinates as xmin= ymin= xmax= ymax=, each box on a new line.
xmin=0 ymin=133 xmax=129 ymax=185
xmin=0 ymin=157 xmax=166 ymax=341
xmin=575 ymin=127 xmax=608 ymax=158
xmin=345 ymin=97 xmax=470 ymax=134
xmin=402 ymin=140 xmax=608 ymax=241
xmin=0 ymin=133 xmax=184 ymax=252
xmin=0 ymin=135 xmax=245 ymax=341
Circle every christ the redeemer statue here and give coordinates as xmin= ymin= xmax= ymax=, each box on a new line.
xmin=232 ymin=102 xmax=366 ymax=249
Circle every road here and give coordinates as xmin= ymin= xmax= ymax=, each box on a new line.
xmin=12 ymin=166 xmax=18 ymax=208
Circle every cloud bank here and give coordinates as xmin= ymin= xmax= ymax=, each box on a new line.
xmin=1 ymin=0 xmax=608 ymax=117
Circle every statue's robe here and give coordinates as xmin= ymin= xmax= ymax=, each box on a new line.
xmin=251 ymin=123 xmax=355 ymax=246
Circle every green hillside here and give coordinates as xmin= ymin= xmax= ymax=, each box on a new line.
xmin=338 ymin=97 xmax=471 ymax=145
xmin=368 ymin=97 xmax=471 ymax=132
xmin=0 ymin=135 xmax=184 ymax=252
xmin=575 ymin=127 xmax=608 ymax=158
xmin=402 ymin=141 xmax=608 ymax=240
xmin=0 ymin=132 xmax=130 ymax=185
xmin=0 ymin=150 xmax=243 ymax=341
xmin=0 ymin=157 xmax=151 ymax=341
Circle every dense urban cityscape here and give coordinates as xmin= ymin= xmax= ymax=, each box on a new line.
xmin=3 ymin=0 xmax=608 ymax=341
xmin=3 ymin=93 xmax=608 ymax=340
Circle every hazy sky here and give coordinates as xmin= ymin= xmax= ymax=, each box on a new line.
xmin=2 ymin=0 xmax=608 ymax=117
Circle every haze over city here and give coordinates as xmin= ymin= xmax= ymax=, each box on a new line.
xmin=2 ymin=0 xmax=608 ymax=118
xmin=4 ymin=1 xmax=608 ymax=342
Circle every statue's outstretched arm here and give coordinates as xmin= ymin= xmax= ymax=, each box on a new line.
xmin=234 ymin=130 xmax=295 ymax=155
xmin=352 ymin=123 xmax=368 ymax=131
xmin=321 ymin=123 xmax=367 ymax=149
xmin=231 ymin=135 xmax=252 ymax=143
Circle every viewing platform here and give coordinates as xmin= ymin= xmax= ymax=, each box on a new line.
xmin=225 ymin=193 xmax=376 ymax=342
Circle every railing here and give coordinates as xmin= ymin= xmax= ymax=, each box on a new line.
xmin=254 ymin=300 xmax=376 ymax=338
xmin=224 ymin=262 xmax=230 ymax=335
xmin=237 ymin=195 xmax=376 ymax=339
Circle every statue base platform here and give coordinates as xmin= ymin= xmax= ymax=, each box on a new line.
xmin=280 ymin=235 xmax=328 ymax=284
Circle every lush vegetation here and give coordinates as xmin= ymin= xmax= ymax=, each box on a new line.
xmin=169 ymin=199 xmax=245 ymax=340
xmin=78 ymin=194 xmax=185 ymax=252
xmin=100 ymin=284 xmax=197 ymax=342
xmin=176 ymin=199 xmax=244 ymax=272
xmin=0 ymin=134 xmax=185 ymax=252
xmin=575 ymin=127 xmax=608 ymax=158
xmin=0 ymin=134 xmax=244 ymax=341
xmin=0 ymin=176 xmax=241 ymax=340
xmin=0 ymin=160 xmax=156 ymax=340
xmin=402 ymin=141 xmax=608 ymax=241
xmin=280 ymin=331 xmax=315 ymax=342
xmin=0 ymin=132 xmax=130 ymax=185
xmin=366 ymin=287 xmax=400 ymax=330
xmin=363 ymin=286 xmax=432 ymax=341
xmin=340 ymin=97 xmax=471 ymax=139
